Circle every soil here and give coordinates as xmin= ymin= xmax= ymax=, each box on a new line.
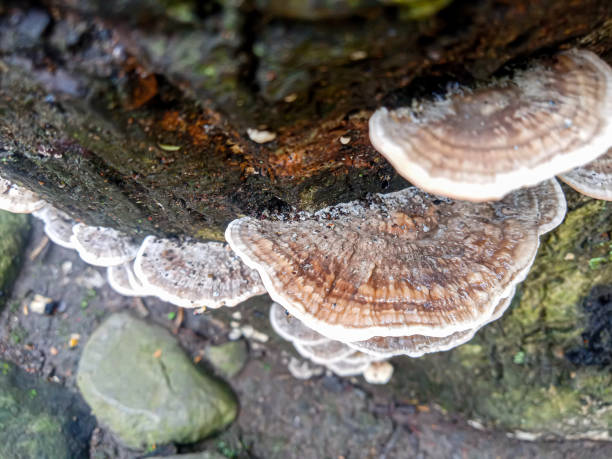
xmin=2 ymin=219 xmax=612 ymax=458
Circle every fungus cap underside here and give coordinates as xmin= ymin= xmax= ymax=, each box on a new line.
xmin=293 ymin=339 xmax=355 ymax=364
xmin=107 ymin=264 xmax=143 ymax=297
xmin=349 ymin=288 xmax=514 ymax=358
xmin=270 ymin=302 xmax=328 ymax=345
xmin=559 ymin=147 xmax=612 ymax=201
xmin=34 ymin=206 xmax=76 ymax=249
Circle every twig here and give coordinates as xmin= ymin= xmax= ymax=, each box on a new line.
xmin=29 ymin=235 xmax=49 ymax=260
xmin=132 ymin=297 xmax=149 ymax=317
xmin=172 ymin=307 xmax=184 ymax=334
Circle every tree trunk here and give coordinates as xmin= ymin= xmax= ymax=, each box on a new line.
xmin=1 ymin=0 xmax=611 ymax=239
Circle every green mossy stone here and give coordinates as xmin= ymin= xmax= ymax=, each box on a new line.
xmin=77 ymin=313 xmax=238 ymax=449
xmin=152 ymin=452 xmax=226 ymax=459
xmin=390 ymin=194 xmax=612 ymax=439
xmin=0 ymin=361 xmax=94 ymax=459
xmin=205 ymin=340 xmax=249 ymax=379
xmin=0 ymin=210 xmax=29 ymax=308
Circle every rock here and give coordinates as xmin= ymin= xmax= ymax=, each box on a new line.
xmin=152 ymin=452 xmax=226 ymax=459
xmin=0 ymin=210 xmax=29 ymax=308
xmin=205 ymin=340 xmax=248 ymax=378
xmin=77 ymin=313 xmax=237 ymax=449
xmin=390 ymin=194 xmax=612 ymax=439
xmin=0 ymin=360 xmax=94 ymax=458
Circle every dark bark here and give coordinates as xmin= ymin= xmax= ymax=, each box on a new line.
xmin=0 ymin=0 xmax=611 ymax=239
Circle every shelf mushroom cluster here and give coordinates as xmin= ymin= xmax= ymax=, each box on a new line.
xmin=0 ymin=176 xmax=46 ymax=213
xmin=226 ymin=179 xmax=567 ymax=360
xmin=0 ymin=174 xmax=266 ymax=309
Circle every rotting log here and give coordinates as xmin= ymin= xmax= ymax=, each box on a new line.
xmin=1 ymin=0 xmax=611 ymax=239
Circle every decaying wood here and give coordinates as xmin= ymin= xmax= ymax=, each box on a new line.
xmin=0 ymin=0 xmax=611 ymax=239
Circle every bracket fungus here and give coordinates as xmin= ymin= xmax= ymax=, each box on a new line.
xmin=326 ymin=354 xmax=376 ymax=377
xmin=125 ymin=261 xmax=148 ymax=294
xmin=270 ymin=303 xmax=389 ymax=379
xmin=270 ymin=302 xmax=328 ymax=345
xmin=107 ymin=263 xmax=145 ymax=297
xmin=293 ymin=340 xmax=355 ymax=365
xmin=33 ymin=206 xmax=76 ymax=249
xmin=369 ymin=49 xmax=612 ymax=201
xmin=559 ymin=148 xmax=612 ymax=201
xmin=226 ymin=179 xmax=566 ymax=343
xmin=363 ymin=361 xmax=394 ymax=385
xmin=133 ymin=236 xmax=266 ymax=309
xmin=349 ymin=288 xmax=514 ymax=358
xmin=70 ymin=223 xmax=140 ymax=267
xmin=0 ymin=175 xmax=46 ymax=214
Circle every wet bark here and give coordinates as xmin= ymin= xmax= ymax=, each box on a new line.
xmin=0 ymin=0 xmax=611 ymax=239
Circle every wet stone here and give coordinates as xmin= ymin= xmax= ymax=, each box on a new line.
xmin=77 ymin=313 xmax=238 ymax=449
xmin=205 ymin=340 xmax=249 ymax=379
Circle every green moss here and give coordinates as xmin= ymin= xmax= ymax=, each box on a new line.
xmin=396 ymin=0 xmax=454 ymax=20
xmin=0 ymin=361 xmax=93 ymax=458
xmin=0 ymin=211 xmax=30 ymax=308
xmin=195 ymin=227 xmax=226 ymax=242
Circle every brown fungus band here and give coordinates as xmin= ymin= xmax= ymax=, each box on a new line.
xmin=369 ymin=49 xmax=612 ymax=201
xmin=226 ymin=180 xmax=566 ymax=343
xmin=559 ymin=147 xmax=612 ymax=201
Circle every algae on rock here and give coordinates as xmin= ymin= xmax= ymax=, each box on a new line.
xmin=77 ymin=313 xmax=238 ymax=449
xmin=0 ymin=360 xmax=94 ymax=458
xmin=0 ymin=210 xmax=29 ymax=308
xmin=205 ymin=340 xmax=249 ymax=379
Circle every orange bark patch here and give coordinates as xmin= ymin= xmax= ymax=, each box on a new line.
xmin=130 ymin=72 xmax=158 ymax=109
xmin=267 ymin=113 xmax=377 ymax=180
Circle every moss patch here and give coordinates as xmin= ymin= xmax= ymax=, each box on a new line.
xmin=0 ymin=210 xmax=29 ymax=308
xmin=0 ymin=361 xmax=94 ymax=458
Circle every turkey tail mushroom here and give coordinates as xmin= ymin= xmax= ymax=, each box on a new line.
xmin=368 ymin=49 xmax=612 ymax=201
xmin=226 ymin=180 xmax=566 ymax=343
